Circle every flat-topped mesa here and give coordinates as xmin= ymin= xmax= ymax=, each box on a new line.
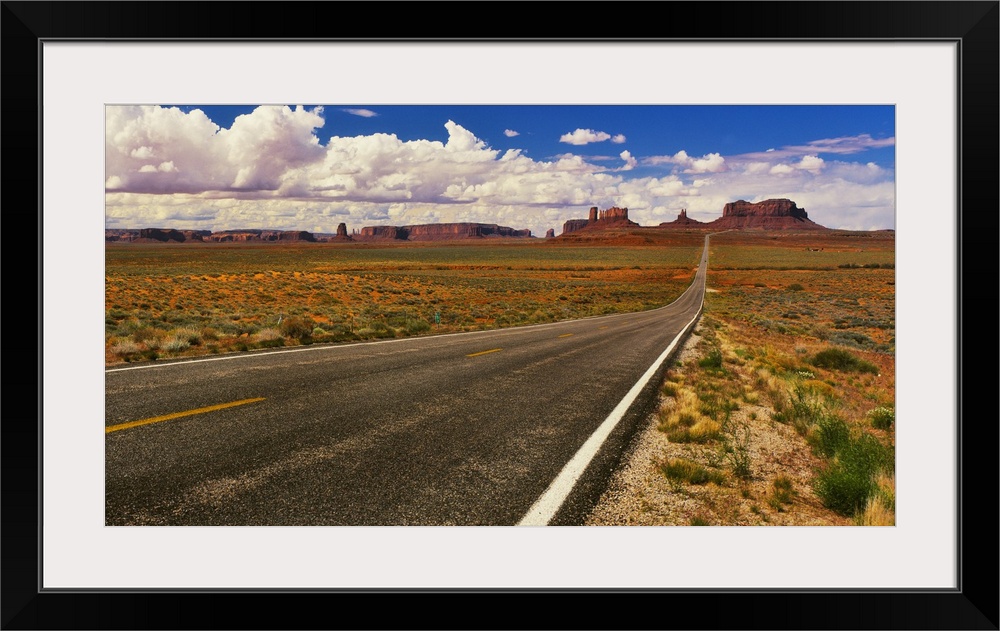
xmin=358 ymin=222 xmax=533 ymax=241
xmin=562 ymin=205 xmax=639 ymax=235
xmin=138 ymin=228 xmax=186 ymax=242
xmin=722 ymin=198 xmax=808 ymax=219
xmin=360 ymin=225 xmax=409 ymax=240
xmin=711 ymin=198 xmax=826 ymax=230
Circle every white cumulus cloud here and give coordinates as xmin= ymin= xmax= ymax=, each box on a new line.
xmin=644 ymin=150 xmax=726 ymax=173
xmin=559 ymin=128 xmax=612 ymax=145
xmin=796 ymin=155 xmax=825 ymax=174
xmin=504 ymin=129 xmax=520 ymax=137
xmin=343 ymin=108 xmax=378 ymax=118
xmin=619 ymin=150 xmax=637 ymax=171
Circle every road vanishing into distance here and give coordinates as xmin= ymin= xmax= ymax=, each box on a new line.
xmin=105 ymin=237 xmax=710 ymax=526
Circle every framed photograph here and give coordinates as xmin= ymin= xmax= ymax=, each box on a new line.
xmin=8 ymin=2 xmax=997 ymax=629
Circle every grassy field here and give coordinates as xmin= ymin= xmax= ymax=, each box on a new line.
xmin=105 ymin=234 xmax=705 ymax=365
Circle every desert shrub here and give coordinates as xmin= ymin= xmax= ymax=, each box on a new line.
xmin=311 ymin=327 xmax=327 ymax=337
xmin=660 ymin=458 xmax=726 ymax=486
xmin=110 ymin=339 xmax=140 ymax=356
xmin=173 ymin=327 xmax=203 ymax=346
xmin=814 ymin=415 xmax=852 ymax=459
xmin=665 ymin=418 xmax=722 ymax=444
xmin=725 ymin=420 xmax=753 ymax=480
xmin=810 ymin=348 xmax=879 ymax=374
xmin=131 ymin=327 xmax=158 ymax=343
xmin=279 ymin=316 xmax=314 ymax=340
xmin=698 ymin=348 xmax=724 ymax=370
xmin=659 ymin=390 xmax=722 ymax=443
xmin=200 ymin=327 xmax=220 ymax=342
xmin=253 ymin=328 xmax=285 ymax=348
xmin=787 ymin=283 xmax=804 ymax=291
xmin=404 ymin=318 xmax=431 ymax=335
xmin=255 ymin=328 xmax=283 ymax=342
xmin=773 ymin=385 xmax=827 ymax=437
xmin=162 ymin=336 xmax=190 ymax=352
xmin=768 ymin=475 xmax=796 ymax=511
xmin=814 ymin=433 xmax=894 ymax=516
xmin=868 ymin=406 xmax=895 ymax=430
xmin=857 ymin=473 xmax=895 ymax=525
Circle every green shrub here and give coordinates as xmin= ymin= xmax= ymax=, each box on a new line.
xmin=814 ymin=433 xmax=894 ymax=516
xmin=771 ymin=475 xmax=796 ymax=509
xmin=814 ymin=416 xmax=852 ymax=459
xmin=773 ymin=385 xmax=827 ymax=437
xmin=725 ymin=420 xmax=753 ymax=480
xmin=869 ymin=406 xmax=895 ymax=430
xmin=404 ymin=318 xmax=431 ymax=335
xmin=810 ymin=347 xmax=879 ymax=374
xmin=699 ymin=348 xmax=724 ymax=370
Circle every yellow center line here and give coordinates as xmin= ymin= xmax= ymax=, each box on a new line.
xmin=105 ymin=397 xmax=266 ymax=434
xmin=466 ymin=348 xmax=502 ymax=357
xmin=558 ymin=333 xmax=574 ymax=338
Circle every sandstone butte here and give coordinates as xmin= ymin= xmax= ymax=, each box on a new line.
xmin=104 ymin=198 xmax=830 ymax=244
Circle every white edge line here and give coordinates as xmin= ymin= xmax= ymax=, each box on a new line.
xmin=516 ymin=301 xmax=703 ymax=526
xmin=517 ymin=236 xmax=710 ymax=526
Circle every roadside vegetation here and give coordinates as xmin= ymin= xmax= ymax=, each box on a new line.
xmin=586 ymin=230 xmax=895 ymax=526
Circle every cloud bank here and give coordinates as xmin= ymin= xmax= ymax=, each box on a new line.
xmin=106 ymin=106 xmax=895 ymax=236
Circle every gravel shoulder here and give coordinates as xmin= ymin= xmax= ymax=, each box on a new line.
xmin=584 ymin=321 xmax=851 ymax=527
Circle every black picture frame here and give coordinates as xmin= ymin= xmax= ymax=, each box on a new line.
xmin=5 ymin=2 xmax=997 ymax=629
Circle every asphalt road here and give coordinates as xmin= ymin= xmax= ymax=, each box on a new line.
xmin=105 ymin=236 xmax=709 ymax=526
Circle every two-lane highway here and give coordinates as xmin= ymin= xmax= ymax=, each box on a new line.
xmin=105 ymin=236 xmax=710 ymax=525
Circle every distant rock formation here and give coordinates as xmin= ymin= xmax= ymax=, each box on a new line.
xmin=314 ymin=223 xmax=355 ymax=242
xmin=107 ymin=229 xmax=214 ymax=242
xmin=357 ymin=222 xmax=533 ymax=241
xmin=561 ymin=206 xmax=639 ymax=235
xmin=659 ymin=208 xmax=706 ymax=228
xmin=709 ymin=198 xmax=826 ymax=230
xmin=133 ymin=228 xmax=213 ymax=242
xmin=139 ymin=228 xmax=184 ymax=242
xmin=545 ymin=228 xmax=555 ymax=238
xmin=561 ymin=219 xmax=591 ymax=234
xmin=205 ymin=230 xmax=317 ymax=242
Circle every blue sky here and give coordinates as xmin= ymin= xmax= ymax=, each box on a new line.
xmin=106 ymin=105 xmax=895 ymax=234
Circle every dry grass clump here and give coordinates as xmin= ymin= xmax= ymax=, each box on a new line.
xmin=659 ymin=458 xmax=727 ymax=487
xmin=109 ymin=339 xmax=140 ymax=356
xmin=857 ymin=473 xmax=895 ymax=526
xmin=658 ymin=389 xmax=722 ymax=443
